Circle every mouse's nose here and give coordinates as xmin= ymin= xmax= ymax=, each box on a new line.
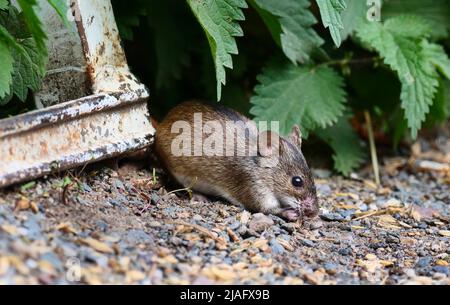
xmin=301 ymin=196 xmax=319 ymax=218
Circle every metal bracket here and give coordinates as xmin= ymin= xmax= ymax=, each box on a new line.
xmin=0 ymin=0 xmax=155 ymax=188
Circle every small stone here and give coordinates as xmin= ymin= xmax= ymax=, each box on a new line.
xmin=432 ymin=266 xmax=449 ymax=276
xmin=269 ymin=239 xmax=285 ymax=255
xmin=281 ymin=223 xmax=296 ymax=234
xmin=320 ymin=212 xmax=344 ymax=222
xmin=300 ymin=239 xmax=314 ymax=247
xmin=416 ymin=257 xmax=433 ymax=268
xmin=338 ymin=248 xmax=352 ymax=256
xmin=249 ymin=213 xmax=274 ymax=233
xmin=324 ymin=263 xmax=338 ymax=275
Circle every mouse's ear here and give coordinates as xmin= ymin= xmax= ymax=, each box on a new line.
xmin=290 ymin=124 xmax=302 ymax=148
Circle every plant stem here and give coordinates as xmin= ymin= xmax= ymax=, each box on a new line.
xmin=321 ymin=56 xmax=378 ymax=67
xmin=364 ymin=111 xmax=381 ymax=187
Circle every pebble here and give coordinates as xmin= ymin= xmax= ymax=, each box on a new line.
xmin=248 ymin=213 xmax=274 ymax=233
xmin=432 ymin=266 xmax=449 ymax=276
xmin=320 ymin=212 xmax=344 ymax=222
xmin=338 ymin=248 xmax=352 ymax=256
xmin=269 ymin=239 xmax=285 ymax=255
xmin=281 ymin=223 xmax=296 ymax=233
xmin=416 ymin=257 xmax=433 ymax=268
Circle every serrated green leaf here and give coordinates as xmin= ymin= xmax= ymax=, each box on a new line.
xmin=253 ymin=0 xmax=323 ymax=64
xmin=421 ymin=40 xmax=450 ymax=80
xmin=383 ymin=0 xmax=450 ymax=39
xmin=316 ymin=0 xmax=346 ymax=47
xmin=250 ymin=60 xmax=347 ymax=136
xmin=17 ymin=0 xmax=47 ymax=52
xmin=46 ymin=0 xmax=71 ymax=29
xmin=340 ymin=0 xmax=367 ymax=41
xmin=316 ymin=116 xmax=365 ymax=176
xmin=356 ymin=16 xmax=440 ymax=139
xmin=10 ymin=38 xmax=46 ymax=101
xmin=187 ymin=0 xmax=247 ymax=101
xmin=0 ymin=38 xmax=13 ymax=100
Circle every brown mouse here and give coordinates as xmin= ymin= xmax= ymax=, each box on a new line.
xmin=154 ymin=101 xmax=319 ymax=221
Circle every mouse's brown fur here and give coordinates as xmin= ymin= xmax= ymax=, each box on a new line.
xmin=154 ymin=101 xmax=318 ymax=221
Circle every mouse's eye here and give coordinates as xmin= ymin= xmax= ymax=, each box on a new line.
xmin=291 ymin=176 xmax=303 ymax=187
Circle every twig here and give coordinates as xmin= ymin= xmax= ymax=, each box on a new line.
xmin=167 ymin=220 xmax=226 ymax=245
xmin=320 ymin=56 xmax=378 ymax=68
xmin=364 ymin=111 xmax=381 ymax=187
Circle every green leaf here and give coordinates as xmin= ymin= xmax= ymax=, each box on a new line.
xmin=187 ymin=0 xmax=247 ymax=101
xmin=356 ymin=16 xmax=440 ymax=139
xmin=46 ymin=0 xmax=71 ymax=29
xmin=10 ymin=38 xmax=46 ymax=101
xmin=17 ymin=0 xmax=47 ymax=52
xmin=0 ymin=0 xmax=8 ymax=10
xmin=250 ymin=60 xmax=347 ymax=136
xmin=383 ymin=0 xmax=450 ymax=39
xmin=316 ymin=0 xmax=346 ymax=47
xmin=421 ymin=40 xmax=450 ymax=80
xmin=147 ymin=0 xmax=196 ymax=89
xmin=340 ymin=0 xmax=367 ymax=41
xmin=427 ymin=79 xmax=450 ymax=124
xmin=316 ymin=116 xmax=365 ymax=176
xmin=252 ymin=0 xmax=323 ymax=64
xmin=0 ymin=38 xmax=13 ymax=100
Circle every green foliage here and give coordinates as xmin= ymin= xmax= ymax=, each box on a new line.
xmin=316 ymin=0 xmax=346 ymax=47
xmin=383 ymin=0 xmax=450 ymax=40
xmin=250 ymin=60 xmax=346 ymax=136
xmin=109 ymin=1 xmax=450 ymax=175
xmin=316 ymin=116 xmax=365 ymax=176
xmin=0 ymin=0 xmax=68 ymax=109
xmin=252 ymin=0 xmax=323 ymax=64
xmin=0 ymin=38 xmax=13 ymax=100
xmin=187 ymin=0 xmax=247 ymax=101
xmin=357 ymin=15 xmax=450 ymax=138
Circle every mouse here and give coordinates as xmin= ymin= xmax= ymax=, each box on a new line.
xmin=154 ymin=100 xmax=319 ymax=222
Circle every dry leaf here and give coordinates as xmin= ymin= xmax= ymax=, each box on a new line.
xmin=56 ymin=222 xmax=78 ymax=235
xmin=1 ymin=224 xmax=19 ymax=236
xmin=14 ymin=198 xmax=30 ymax=212
xmin=438 ymin=230 xmax=450 ymax=237
xmin=81 ymin=238 xmax=114 ymax=254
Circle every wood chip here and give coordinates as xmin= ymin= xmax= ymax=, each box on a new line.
xmin=438 ymin=230 xmax=450 ymax=237
xmin=81 ymin=238 xmax=114 ymax=254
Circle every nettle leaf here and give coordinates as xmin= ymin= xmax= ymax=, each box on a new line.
xmin=17 ymin=0 xmax=46 ymax=52
xmin=316 ymin=0 xmax=346 ymax=47
xmin=421 ymin=41 xmax=450 ymax=80
xmin=340 ymin=0 xmax=367 ymax=41
xmin=316 ymin=116 xmax=365 ymax=176
xmin=0 ymin=6 xmax=47 ymax=104
xmin=10 ymin=38 xmax=46 ymax=101
xmin=187 ymin=0 xmax=247 ymax=101
xmin=383 ymin=0 xmax=450 ymax=40
xmin=357 ymin=15 xmax=442 ymax=139
xmin=252 ymin=0 xmax=323 ymax=64
xmin=250 ymin=60 xmax=346 ymax=137
xmin=0 ymin=38 xmax=13 ymax=100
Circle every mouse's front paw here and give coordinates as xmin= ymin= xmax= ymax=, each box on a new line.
xmin=279 ymin=208 xmax=300 ymax=222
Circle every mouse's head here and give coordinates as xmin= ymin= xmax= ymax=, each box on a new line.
xmin=257 ymin=125 xmax=319 ymax=220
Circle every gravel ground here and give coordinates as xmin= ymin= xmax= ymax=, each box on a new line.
xmin=0 ymin=130 xmax=449 ymax=285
